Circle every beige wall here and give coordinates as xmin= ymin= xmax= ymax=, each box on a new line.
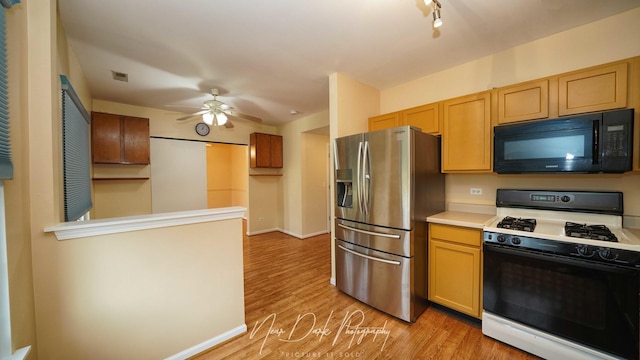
xmin=206 ymin=143 xmax=248 ymax=208
xmin=279 ymin=111 xmax=330 ymax=237
xmin=380 ymin=7 xmax=640 ymax=217
xmin=42 ymin=218 xmax=245 ymax=360
xmin=302 ymin=132 xmax=330 ymax=235
xmin=4 ymin=0 xmax=38 ymax=355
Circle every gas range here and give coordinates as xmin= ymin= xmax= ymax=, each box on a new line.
xmin=482 ymin=189 xmax=640 ymax=360
xmin=483 ymin=189 xmax=640 ymax=265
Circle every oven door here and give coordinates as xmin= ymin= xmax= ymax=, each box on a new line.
xmin=483 ymin=243 xmax=639 ymax=360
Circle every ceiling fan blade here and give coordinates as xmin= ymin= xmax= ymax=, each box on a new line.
xmin=176 ymin=110 xmax=208 ymax=121
xmin=224 ymin=121 xmax=235 ymax=129
xmin=225 ymin=110 xmax=262 ymax=123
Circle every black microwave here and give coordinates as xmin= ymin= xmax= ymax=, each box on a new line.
xmin=494 ymin=108 xmax=634 ymax=174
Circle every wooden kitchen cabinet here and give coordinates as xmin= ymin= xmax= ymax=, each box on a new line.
xmin=498 ymin=79 xmax=549 ymax=124
xmin=558 ymin=62 xmax=628 ymax=116
xmin=428 ymin=223 xmax=482 ymax=319
xmin=91 ymin=112 xmax=150 ymax=164
xmin=368 ymin=112 xmax=400 ymax=131
xmin=442 ymin=92 xmax=493 ymax=172
xmin=250 ymin=132 xmax=283 ymax=168
xmin=402 ymin=102 xmax=440 ymax=134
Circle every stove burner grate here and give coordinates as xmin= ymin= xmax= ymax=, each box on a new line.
xmin=564 ymin=222 xmax=618 ymax=242
xmin=497 ymin=216 xmax=537 ymax=232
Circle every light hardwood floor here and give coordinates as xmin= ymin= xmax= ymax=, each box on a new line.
xmin=192 ymin=230 xmax=537 ymax=359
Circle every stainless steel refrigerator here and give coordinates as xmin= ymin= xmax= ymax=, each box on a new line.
xmin=334 ymin=126 xmax=444 ymax=322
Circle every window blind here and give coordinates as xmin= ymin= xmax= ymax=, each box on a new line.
xmin=0 ymin=1 xmax=16 ymax=180
xmin=61 ymin=75 xmax=92 ymax=221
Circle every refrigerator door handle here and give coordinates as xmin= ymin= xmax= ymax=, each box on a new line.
xmin=356 ymin=141 xmax=363 ymax=213
xmin=338 ymin=245 xmax=401 ymax=265
xmin=362 ymin=140 xmax=370 ymax=215
xmin=337 ymin=223 xmax=401 ymax=239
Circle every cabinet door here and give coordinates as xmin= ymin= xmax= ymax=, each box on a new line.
xmin=402 ymin=103 xmax=440 ymax=133
xmin=428 ymin=239 xmax=481 ymax=318
xmin=123 ymin=116 xmax=150 ymax=164
xmin=498 ymin=79 xmax=549 ymax=124
xmin=253 ymin=133 xmax=272 ymax=168
xmin=92 ymin=112 xmax=122 ymax=163
xmin=559 ymin=62 xmax=628 ymax=116
xmin=250 ymin=133 xmax=283 ymax=168
xmin=269 ymin=135 xmax=283 ymax=168
xmin=368 ymin=112 xmax=400 ymax=131
xmin=442 ymin=92 xmax=492 ymax=172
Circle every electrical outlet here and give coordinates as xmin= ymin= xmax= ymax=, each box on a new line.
xmin=470 ymin=188 xmax=483 ymax=195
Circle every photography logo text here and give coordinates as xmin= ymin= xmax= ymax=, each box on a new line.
xmin=249 ymin=309 xmax=391 ymax=355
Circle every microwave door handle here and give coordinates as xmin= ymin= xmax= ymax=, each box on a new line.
xmin=593 ymin=121 xmax=599 ymax=164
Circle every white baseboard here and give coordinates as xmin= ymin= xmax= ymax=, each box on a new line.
xmin=164 ymin=324 xmax=247 ymax=360
xmin=279 ymin=229 xmax=329 ymax=239
xmin=247 ymin=228 xmax=329 ymax=239
xmin=246 ymin=228 xmax=279 ymax=236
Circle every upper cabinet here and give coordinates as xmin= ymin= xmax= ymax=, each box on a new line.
xmin=250 ymin=132 xmax=283 ymax=168
xmin=368 ymin=104 xmax=440 ymax=134
xmin=402 ymin=102 xmax=440 ymax=134
xmin=91 ymin=112 xmax=150 ymax=164
xmin=442 ymin=92 xmax=493 ymax=172
xmin=498 ymin=79 xmax=549 ymax=124
xmin=368 ymin=112 xmax=400 ymax=131
xmin=558 ymin=62 xmax=628 ymax=116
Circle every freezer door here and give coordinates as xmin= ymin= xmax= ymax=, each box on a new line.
xmin=334 ymin=133 xmax=365 ymax=222
xmin=335 ymin=218 xmax=412 ymax=257
xmin=336 ymin=239 xmax=425 ymax=322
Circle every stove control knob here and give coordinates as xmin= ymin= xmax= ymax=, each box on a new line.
xmin=598 ymin=248 xmax=616 ymax=260
xmin=561 ymin=195 xmax=571 ymax=203
xmin=576 ymin=245 xmax=594 ymax=257
xmin=497 ymin=235 xmax=507 ymax=243
xmin=511 ymin=237 xmax=521 ymax=245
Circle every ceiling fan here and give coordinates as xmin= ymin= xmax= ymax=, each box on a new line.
xmin=176 ymin=88 xmax=262 ymax=129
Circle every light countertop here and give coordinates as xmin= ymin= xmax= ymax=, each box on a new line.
xmin=427 ymin=211 xmax=496 ymax=229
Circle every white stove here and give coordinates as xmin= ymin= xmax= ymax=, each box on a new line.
xmin=484 ymin=207 xmax=640 ymax=252
xmin=482 ymin=189 xmax=640 ymax=360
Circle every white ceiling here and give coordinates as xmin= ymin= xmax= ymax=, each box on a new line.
xmin=58 ymin=0 xmax=640 ymax=126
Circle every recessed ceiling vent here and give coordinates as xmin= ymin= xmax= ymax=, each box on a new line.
xmin=111 ymin=71 xmax=129 ymax=82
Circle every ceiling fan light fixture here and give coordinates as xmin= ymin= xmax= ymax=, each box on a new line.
xmin=202 ymin=112 xmax=214 ymax=125
xmin=215 ymin=111 xmax=228 ymax=125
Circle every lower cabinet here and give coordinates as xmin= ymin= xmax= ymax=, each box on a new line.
xmin=428 ymin=223 xmax=482 ymax=319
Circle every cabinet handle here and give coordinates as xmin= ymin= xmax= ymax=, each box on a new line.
xmin=338 ymin=245 xmax=401 ymax=265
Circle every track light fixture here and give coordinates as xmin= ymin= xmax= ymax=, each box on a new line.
xmin=431 ymin=0 xmax=443 ymax=28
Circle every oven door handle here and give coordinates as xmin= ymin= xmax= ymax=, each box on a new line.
xmin=338 ymin=244 xmax=401 ymax=265
xmin=483 ymin=242 xmax=636 ymax=272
